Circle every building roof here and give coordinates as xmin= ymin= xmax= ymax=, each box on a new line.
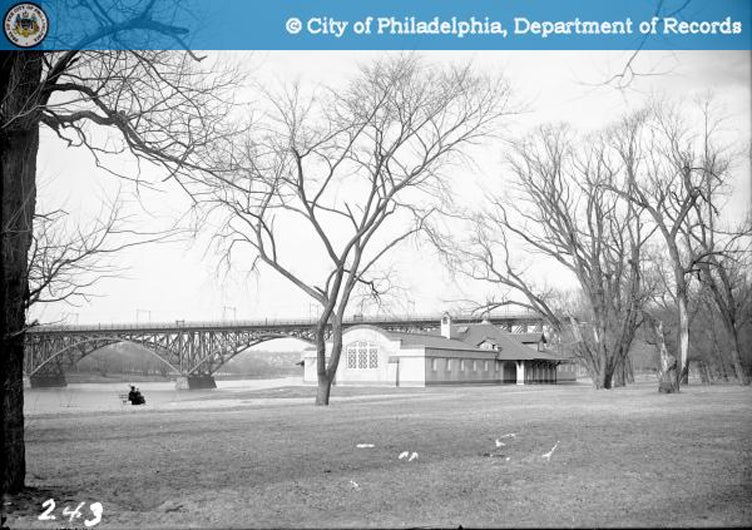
xmin=308 ymin=323 xmax=565 ymax=362
xmin=302 ymin=325 xmax=481 ymax=354
xmin=510 ymin=332 xmax=547 ymax=344
xmin=386 ymin=330 xmax=482 ymax=352
xmin=436 ymin=323 xmax=563 ymax=362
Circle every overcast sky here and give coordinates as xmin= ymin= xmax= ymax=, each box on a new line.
xmin=29 ymin=50 xmax=751 ymax=326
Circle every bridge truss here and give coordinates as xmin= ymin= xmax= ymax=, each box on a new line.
xmin=24 ymin=312 xmax=545 ymax=388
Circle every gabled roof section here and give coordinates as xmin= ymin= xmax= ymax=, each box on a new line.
xmin=340 ymin=325 xmax=482 ymax=352
xmin=433 ymin=323 xmax=563 ymax=361
xmin=315 ymin=323 xmax=565 ymax=361
xmin=387 ymin=330 xmax=482 ymax=352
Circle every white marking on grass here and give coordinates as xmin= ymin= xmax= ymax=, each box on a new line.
xmin=542 ymin=440 xmax=560 ymax=461
xmin=356 ymin=444 xmax=375 ymax=448
xmin=349 ymin=480 xmax=360 ymax=490
xmin=398 ymin=451 xmax=409 ymax=459
xmin=408 ymin=452 xmax=419 ymax=462
xmin=495 ymin=439 xmax=506 ymax=447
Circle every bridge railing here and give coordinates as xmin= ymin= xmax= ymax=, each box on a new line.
xmin=27 ymin=309 xmax=543 ymax=334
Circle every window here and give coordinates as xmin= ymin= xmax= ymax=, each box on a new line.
xmin=432 ymin=358 xmax=438 ymax=371
xmin=447 ymin=359 xmax=452 ymax=371
xmin=460 ymin=359 xmax=465 ymax=371
xmin=484 ymin=361 xmax=489 ymax=372
xmin=472 ymin=360 xmax=477 ymax=372
xmin=345 ymin=341 xmax=378 ymax=369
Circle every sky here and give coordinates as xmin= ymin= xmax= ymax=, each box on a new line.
xmin=29 ymin=50 xmax=751 ymax=326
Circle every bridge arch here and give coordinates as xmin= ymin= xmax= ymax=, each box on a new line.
xmin=186 ymin=333 xmax=315 ymax=376
xmin=27 ymin=337 xmax=181 ymax=377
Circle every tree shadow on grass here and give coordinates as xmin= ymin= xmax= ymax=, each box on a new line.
xmin=2 ymin=484 xmax=79 ymax=522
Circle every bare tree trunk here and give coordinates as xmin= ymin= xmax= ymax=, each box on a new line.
xmin=1 ymin=51 xmax=43 ymax=494
xmin=612 ymin=346 xmax=634 ymax=388
xmin=314 ymin=322 xmax=332 ymax=406
xmin=677 ymin=293 xmax=690 ymax=387
xmin=727 ymin=328 xmax=750 ymax=385
xmin=729 ymin=347 xmax=749 ymax=384
xmin=613 ymin=356 xmax=626 ymax=388
xmin=655 ymin=320 xmax=679 ymax=393
xmin=626 ymin=354 xmax=635 ymax=384
xmin=315 ymin=375 xmax=332 ymax=406
xmin=595 ymin=348 xmax=614 ymax=389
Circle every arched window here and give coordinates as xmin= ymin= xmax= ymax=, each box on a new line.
xmin=345 ymin=341 xmax=379 ymax=369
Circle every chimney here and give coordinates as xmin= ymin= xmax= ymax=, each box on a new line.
xmin=441 ymin=312 xmax=453 ymax=339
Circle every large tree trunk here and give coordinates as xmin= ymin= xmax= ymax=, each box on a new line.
xmin=727 ymin=329 xmax=750 ymax=385
xmin=314 ymin=322 xmax=332 ymax=406
xmin=613 ymin=356 xmax=626 ymax=388
xmin=613 ymin=355 xmax=634 ymax=387
xmin=570 ymin=319 xmax=609 ymax=390
xmin=626 ymin=354 xmax=635 ymax=384
xmin=1 ymin=51 xmax=43 ymax=494
xmin=677 ymin=291 xmax=690 ymax=387
xmin=729 ymin=346 xmax=749 ymax=385
xmin=594 ymin=349 xmax=614 ymax=389
xmin=315 ymin=374 xmax=333 ymax=406
xmin=654 ymin=320 xmax=679 ymax=393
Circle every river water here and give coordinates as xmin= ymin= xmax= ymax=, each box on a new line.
xmin=23 ymin=376 xmax=304 ymax=416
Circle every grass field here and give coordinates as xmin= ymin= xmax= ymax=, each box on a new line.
xmin=5 ymin=382 xmax=752 ymax=528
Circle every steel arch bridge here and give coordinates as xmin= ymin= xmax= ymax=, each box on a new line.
xmin=24 ymin=311 xmax=545 ymax=389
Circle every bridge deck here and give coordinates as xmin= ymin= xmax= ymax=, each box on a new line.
xmin=27 ymin=311 xmax=542 ymax=334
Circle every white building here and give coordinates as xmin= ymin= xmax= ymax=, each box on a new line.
xmin=302 ymin=315 xmax=567 ymax=387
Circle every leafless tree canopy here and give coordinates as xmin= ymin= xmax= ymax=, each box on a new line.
xmin=38 ymin=50 xmax=240 ymax=186
xmin=27 ymin=194 xmax=179 ymax=310
xmin=449 ymin=124 xmax=652 ymax=389
xmin=607 ymin=99 xmax=747 ymax=387
xmin=446 ymin=96 xmax=749 ymax=390
xmin=190 ymin=55 xmax=514 ymax=404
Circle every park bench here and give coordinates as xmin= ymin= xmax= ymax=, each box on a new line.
xmin=118 ymin=393 xmax=129 ymax=405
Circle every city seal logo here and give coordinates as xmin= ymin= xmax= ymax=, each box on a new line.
xmin=4 ymin=2 xmax=48 ymax=48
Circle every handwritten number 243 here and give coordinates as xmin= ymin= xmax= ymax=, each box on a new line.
xmin=39 ymin=498 xmax=103 ymax=527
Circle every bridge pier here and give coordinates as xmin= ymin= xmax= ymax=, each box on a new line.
xmin=29 ymin=374 xmax=68 ymax=388
xmin=175 ymin=375 xmax=216 ymax=390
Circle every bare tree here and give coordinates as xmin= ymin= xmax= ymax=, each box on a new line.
xmin=1 ymin=1 xmax=238 ymax=493
xmin=609 ymin=100 xmax=740 ymax=389
xmin=689 ymin=219 xmax=752 ymax=384
xmin=27 ymin=192 xmax=179 ymax=311
xmin=449 ymin=124 xmax=653 ymax=389
xmin=192 ymin=55 xmax=512 ymax=405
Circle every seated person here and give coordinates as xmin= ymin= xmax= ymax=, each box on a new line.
xmin=127 ymin=385 xmax=146 ymax=405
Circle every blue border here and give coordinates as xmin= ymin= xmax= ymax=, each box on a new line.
xmin=1 ymin=0 xmax=750 ymax=50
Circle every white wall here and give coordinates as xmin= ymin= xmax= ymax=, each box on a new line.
xmin=303 ymin=326 xmax=413 ymax=386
